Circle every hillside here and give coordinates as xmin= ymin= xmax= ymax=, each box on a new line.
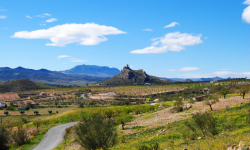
xmin=98 ymin=65 xmax=172 ymax=86
xmin=0 ymin=79 xmax=51 ymax=93
xmin=61 ymin=64 xmax=121 ymax=77
xmin=0 ymin=67 xmax=108 ymax=86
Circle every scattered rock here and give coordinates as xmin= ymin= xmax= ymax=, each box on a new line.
xmin=197 ymin=137 xmax=201 ymax=140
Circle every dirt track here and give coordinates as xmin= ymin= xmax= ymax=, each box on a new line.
xmin=125 ymin=96 xmax=250 ymax=132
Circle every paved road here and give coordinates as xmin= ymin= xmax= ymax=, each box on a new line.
xmin=32 ymin=122 xmax=78 ymax=150
xmin=81 ymin=94 xmax=91 ymax=102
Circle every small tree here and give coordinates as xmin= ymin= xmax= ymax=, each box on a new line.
xmin=34 ymin=111 xmax=39 ymax=115
xmin=204 ymin=95 xmax=219 ymax=111
xmin=33 ymin=120 xmax=42 ymax=131
xmin=20 ymin=111 xmax=25 ymax=115
xmin=220 ymin=88 xmax=230 ymax=99
xmin=115 ymin=114 xmax=133 ymax=130
xmin=239 ymin=85 xmax=249 ymax=99
xmin=54 ymin=100 xmax=58 ymax=107
xmin=0 ymin=126 xmax=10 ymax=150
xmin=4 ymin=111 xmax=8 ymax=116
xmin=102 ymin=109 xmax=115 ymax=120
xmin=48 ymin=110 xmax=52 ymax=115
xmin=75 ymin=113 xmax=117 ymax=150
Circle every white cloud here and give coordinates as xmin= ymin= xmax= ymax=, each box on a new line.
xmin=37 ymin=13 xmax=51 ymax=18
xmin=26 ymin=15 xmax=32 ymax=19
xmin=69 ymin=58 xmax=87 ymax=62
xmin=46 ymin=18 xmax=57 ymax=23
xmin=130 ymin=32 xmax=202 ymax=54
xmin=11 ymin=23 xmax=126 ymax=46
xmin=142 ymin=28 xmax=153 ymax=31
xmin=0 ymin=15 xmax=7 ymax=19
xmin=213 ymin=71 xmax=250 ymax=77
xmin=57 ymin=55 xmax=71 ymax=58
xmin=164 ymin=22 xmax=180 ymax=28
xmin=243 ymin=0 xmax=250 ymax=5
xmin=204 ymin=37 xmax=208 ymax=39
xmin=0 ymin=7 xmax=7 ymax=11
xmin=242 ymin=4 xmax=250 ymax=23
xmin=180 ymin=67 xmax=199 ymax=71
xmin=39 ymin=24 xmax=46 ymax=26
xmin=168 ymin=67 xmax=199 ymax=72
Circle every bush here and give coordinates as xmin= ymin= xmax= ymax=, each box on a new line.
xmin=20 ymin=111 xmax=25 ymax=115
xmin=6 ymin=106 xmax=15 ymax=110
xmin=185 ymin=112 xmax=217 ymax=136
xmin=74 ymin=113 xmax=117 ymax=150
xmin=171 ymin=99 xmax=183 ymax=113
xmin=137 ymin=142 xmax=160 ymax=150
xmin=33 ymin=120 xmax=42 ymax=131
xmin=102 ymin=108 xmax=115 ymax=120
xmin=0 ymin=126 xmax=10 ymax=150
xmin=11 ymin=129 xmax=29 ymax=146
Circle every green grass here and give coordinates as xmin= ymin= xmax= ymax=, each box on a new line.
xmin=111 ymin=102 xmax=250 ymax=149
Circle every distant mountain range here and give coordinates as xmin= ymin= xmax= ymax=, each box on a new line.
xmin=161 ymin=76 xmax=224 ymax=82
xmin=60 ymin=64 xmax=121 ymax=77
xmin=0 ymin=66 xmax=108 ymax=86
xmin=98 ymin=65 xmax=172 ymax=86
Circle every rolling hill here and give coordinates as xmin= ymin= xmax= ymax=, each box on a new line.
xmin=98 ymin=65 xmax=172 ymax=86
xmin=0 ymin=79 xmax=51 ymax=93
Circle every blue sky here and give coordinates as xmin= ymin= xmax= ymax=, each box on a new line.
xmin=0 ymin=0 xmax=249 ymax=78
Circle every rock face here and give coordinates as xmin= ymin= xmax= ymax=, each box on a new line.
xmin=99 ymin=65 xmax=171 ymax=86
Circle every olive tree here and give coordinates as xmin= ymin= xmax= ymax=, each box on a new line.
xmin=204 ymin=95 xmax=219 ymax=111
xmin=239 ymin=85 xmax=249 ymax=99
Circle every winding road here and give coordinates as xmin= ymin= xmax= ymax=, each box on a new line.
xmin=32 ymin=122 xmax=78 ymax=150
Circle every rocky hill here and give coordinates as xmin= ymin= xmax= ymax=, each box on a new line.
xmin=61 ymin=64 xmax=121 ymax=77
xmin=0 ymin=79 xmax=51 ymax=93
xmin=98 ymin=65 xmax=172 ymax=86
xmin=0 ymin=67 xmax=108 ymax=86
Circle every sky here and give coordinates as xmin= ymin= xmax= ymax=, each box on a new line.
xmin=0 ymin=0 xmax=250 ymax=78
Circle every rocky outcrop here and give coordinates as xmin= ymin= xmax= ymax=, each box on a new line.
xmin=99 ymin=65 xmax=172 ymax=86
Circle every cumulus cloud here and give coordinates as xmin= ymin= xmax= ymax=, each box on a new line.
xmin=26 ymin=15 xmax=32 ymax=19
xmin=142 ymin=28 xmax=153 ymax=31
xmin=0 ymin=15 xmax=7 ymax=19
xmin=69 ymin=58 xmax=87 ymax=62
xmin=57 ymin=55 xmax=71 ymax=58
xmin=168 ymin=67 xmax=199 ymax=72
xmin=242 ymin=0 xmax=250 ymax=23
xmin=130 ymin=32 xmax=202 ymax=54
xmin=164 ymin=22 xmax=180 ymax=28
xmin=46 ymin=18 xmax=57 ymax=23
xmin=11 ymin=23 xmax=126 ymax=46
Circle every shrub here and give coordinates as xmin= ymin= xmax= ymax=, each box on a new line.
xmin=171 ymin=99 xmax=183 ymax=113
xmin=75 ymin=113 xmax=117 ymax=150
xmin=0 ymin=126 xmax=10 ymax=150
xmin=186 ymin=112 xmax=217 ymax=136
xmin=6 ymin=106 xmax=15 ymax=110
xmin=11 ymin=129 xmax=29 ymax=146
xmin=137 ymin=142 xmax=160 ymax=150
